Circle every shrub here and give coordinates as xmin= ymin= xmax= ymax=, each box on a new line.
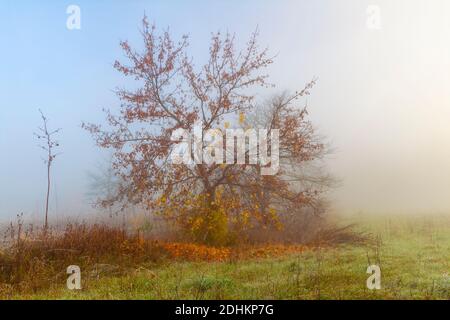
xmin=0 ymin=222 xmax=168 ymax=294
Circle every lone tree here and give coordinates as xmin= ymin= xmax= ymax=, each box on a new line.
xmin=35 ymin=110 xmax=61 ymax=232
xmin=84 ymin=17 xmax=329 ymax=244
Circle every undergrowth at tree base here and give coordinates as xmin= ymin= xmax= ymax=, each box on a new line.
xmin=0 ymin=221 xmax=368 ymax=295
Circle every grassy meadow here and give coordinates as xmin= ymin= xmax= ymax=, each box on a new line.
xmin=1 ymin=213 xmax=448 ymax=300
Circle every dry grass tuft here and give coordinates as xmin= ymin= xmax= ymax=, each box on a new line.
xmin=309 ymin=224 xmax=373 ymax=246
xmin=0 ymin=222 xmax=168 ymax=294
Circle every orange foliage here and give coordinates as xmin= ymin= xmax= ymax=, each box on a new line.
xmin=162 ymin=242 xmax=231 ymax=262
xmin=162 ymin=242 xmax=307 ymax=262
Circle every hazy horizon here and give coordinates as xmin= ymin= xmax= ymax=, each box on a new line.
xmin=2 ymin=0 xmax=450 ymax=222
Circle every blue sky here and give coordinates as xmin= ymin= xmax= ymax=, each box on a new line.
xmin=1 ymin=0 xmax=450 ymax=221
xmin=0 ymin=0 xmax=337 ymax=219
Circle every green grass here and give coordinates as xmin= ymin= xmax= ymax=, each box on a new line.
xmin=4 ymin=214 xmax=450 ymax=300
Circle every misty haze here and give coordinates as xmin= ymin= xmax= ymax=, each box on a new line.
xmin=0 ymin=0 xmax=449 ymax=302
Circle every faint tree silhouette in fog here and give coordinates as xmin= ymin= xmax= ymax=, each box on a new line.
xmin=86 ymin=155 xmax=119 ymax=218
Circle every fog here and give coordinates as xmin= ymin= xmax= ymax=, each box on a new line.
xmin=1 ymin=0 xmax=450 ymax=221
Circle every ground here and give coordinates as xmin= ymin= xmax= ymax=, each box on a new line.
xmin=4 ymin=214 xmax=450 ymax=300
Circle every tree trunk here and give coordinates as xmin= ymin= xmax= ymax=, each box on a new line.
xmin=44 ymin=161 xmax=51 ymax=232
